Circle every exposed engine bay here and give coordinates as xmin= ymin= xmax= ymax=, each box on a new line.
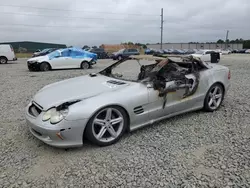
xmin=99 ymin=55 xmax=208 ymax=109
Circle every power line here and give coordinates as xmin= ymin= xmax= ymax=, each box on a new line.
xmin=0 ymin=23 xmax=159 ymax=29
xmin=0 ymin=4 xmax=159 ymax=17
xmin=0 ymin=12 xmax=159 ymax=22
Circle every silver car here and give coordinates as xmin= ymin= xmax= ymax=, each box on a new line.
xmin=25 ymin=55 xmax=231 ymax=148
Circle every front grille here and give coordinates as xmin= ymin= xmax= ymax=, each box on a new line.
xmin=28 ymin=102 xmax=42 ymax=117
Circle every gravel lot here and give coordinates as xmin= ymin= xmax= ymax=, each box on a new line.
xmin=0 ymin=55 xmax=250 ymax=188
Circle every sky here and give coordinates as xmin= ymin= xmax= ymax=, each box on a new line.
xmin=0 ymin=0 xmax=249 ymax=46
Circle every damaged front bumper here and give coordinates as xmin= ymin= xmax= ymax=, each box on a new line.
xmin=25 ymin=106 xmax=89 ymax=148
xmin=27 ymin=61 xmax=40 ymax=71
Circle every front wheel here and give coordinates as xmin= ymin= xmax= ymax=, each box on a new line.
xmin=81 ymin=61 xmax=90 ymax=69
xmin=203 ymin=83 xmax=224 ymax=112
xmin=40 ymin=62 xmax=51 ymax=71
xmin=85 ymin=106 xmax=128 ymax=146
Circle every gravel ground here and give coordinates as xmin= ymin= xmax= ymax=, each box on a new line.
xmin=0 ymin=55 xmax=250 ymax=188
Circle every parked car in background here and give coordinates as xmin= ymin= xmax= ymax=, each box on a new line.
xmin=32 ymin=48 xmax=57 ymax=57
xmin=191 ymin=50 xmax=220 ymax=63
xmin=231 ymin=49 xmax=238 ymax=53
xmin=186 ymin=49 xmax=196 ymax=54
xmin=245 ymin=49 xmax=250 ymax=53
xmin=221 ymin=49 xmax=231 ymax=55
xmin=88 ymin=48 xmax=109 ymax=59
xmin=145 ymin=48 xmax=157 ymax=55
xmin=27 ymin=47 xmax=97 ymax=71
xmin=163 ymin=49 xmax=171 ymax=54
xmin=238 ymin=49 xmax=247 ymax=53
xmin=0 ymin=44 xmax=17 ymax=64
xmin=111 ymin=48 xmax=140 ymax=60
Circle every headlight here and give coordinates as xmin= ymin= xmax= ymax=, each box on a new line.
xmin=42 ymin=108 xmax=56 ymax=121
xmin=42 ymin=108 xmax=68 ymax=124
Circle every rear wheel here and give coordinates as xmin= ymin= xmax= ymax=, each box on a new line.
xmin=81 ymin=61 xmax=90 ymax=69
xmin=0 ymin=57 xmax=7 ymax=64
xmin=40 ymin=62 xmax=50 ymax=71
xmin=118 ymin=55 xmax=122 ymax=60
xmin=204 ymin=83 xmax=224 ymax=112
xmin=85 ymin=106 xmax=128 ymax=146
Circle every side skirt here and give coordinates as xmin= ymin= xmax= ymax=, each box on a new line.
xmin=129 ymin=106 xmax=203 ymax=132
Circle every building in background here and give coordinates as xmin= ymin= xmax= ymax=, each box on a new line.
xmin=147 ymin=43 xmax=243 ymax=50
xmin=0 ymin=41 xmax=67 ymax=53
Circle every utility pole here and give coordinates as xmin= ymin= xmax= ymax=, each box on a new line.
xmin=160 ymin=8 xmax=164 ymax=50
xmin=225 ymin=30 xmax=229 ymax=49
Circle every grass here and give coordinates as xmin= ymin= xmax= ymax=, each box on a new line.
xmin=16 ymin=53 xmax=33 ymax=58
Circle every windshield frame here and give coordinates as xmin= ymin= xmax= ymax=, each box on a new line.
xmin=47 ymin=50 xmax=62 ymax=58
xmin=98 ymin=56 xmax=166 ymax=83
xmin=40 ymin=48 xmax=51 ymax=53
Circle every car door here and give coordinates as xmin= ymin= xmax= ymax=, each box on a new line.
xmin=123 ymin=49 xmax=130 ymax=57
xmin=146 ymin=82 xmax=189 ymax=120
xmin=131 ymin=49 xmax=139 ymax=55
xmin=146 ymin=72 xmax=200 ymax=120
xmin=68 ymin=50 xmax=83 ymax=68
xmin=50 ymin=49 xmax=73 ymax=69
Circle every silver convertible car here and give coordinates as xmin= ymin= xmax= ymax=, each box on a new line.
xmin=25 ymin=55 xmax=230 ymax=148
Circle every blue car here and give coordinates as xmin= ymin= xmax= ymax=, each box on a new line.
xmin=27 ymin=47 xmax=97 ymax=71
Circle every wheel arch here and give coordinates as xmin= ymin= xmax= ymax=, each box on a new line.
xmin=82 ymin=103 xmax=131 ymax=137
xmin=40 ymin=61 xmax=52 ymax=69
xmin=0 ymin=56 xmax=8 ymax=61
xmin=209 ymin=81 xmax=225 ymax=94
xmin=203 ymin=81 xmax=225 ymax=108
xmin=80 ymin=60 xmax=91 ymax=68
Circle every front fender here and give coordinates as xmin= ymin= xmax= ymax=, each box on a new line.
xmin=65 ymin=97 xmax=127 ymax=121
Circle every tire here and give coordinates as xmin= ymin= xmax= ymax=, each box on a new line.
xmin=203 ymin=83 xmax=224 ymax=112
xmin=39 ymin=62 xmax=51 ymax=71
xmin=85 ymin=106 xmax=128 ymax=146
xmin=28 ymin=67 xmax=34 ymax=72
xmin=0 ymin=57 xmax=8 ymax=64
xmin=118 ymin=55 xmax=123 ymax=61
xmin=81 ymin=61 xmax=90 ymax=69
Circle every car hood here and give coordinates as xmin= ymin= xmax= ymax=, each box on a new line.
xmin=33 ymin=74 xmax=130 ymax=111
xmin=28 ymin=55 xmax=48 ymax=62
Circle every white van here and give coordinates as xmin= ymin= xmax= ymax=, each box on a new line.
xmin=0 ymin=44 xmax=17 ymax=64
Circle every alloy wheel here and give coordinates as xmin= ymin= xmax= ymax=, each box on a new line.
xmin=92 ymin=107 xmax=124 ymax=143
xmin=207 ymin=85 xmax=223 ymax=110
